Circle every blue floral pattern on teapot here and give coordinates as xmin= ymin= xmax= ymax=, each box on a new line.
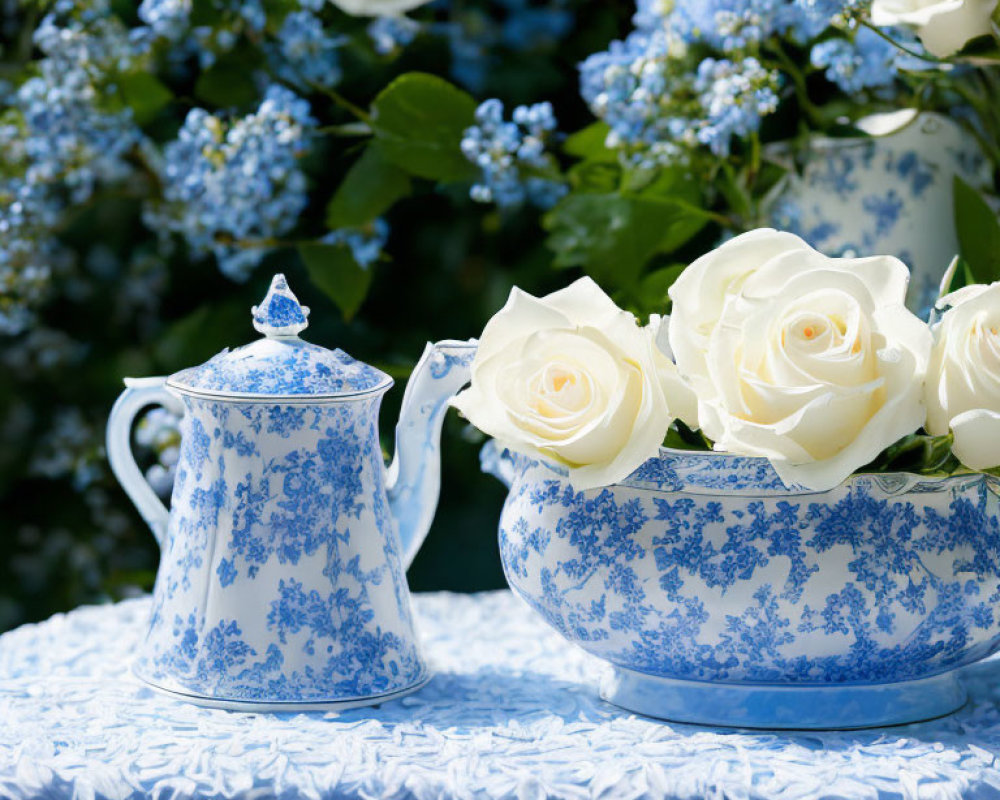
xmin=108 ymin=275 xmax=477 ymax=709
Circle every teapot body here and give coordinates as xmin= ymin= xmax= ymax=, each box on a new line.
xmin=108 ymin=275 xmax=476 ymax=709
xmin=133 ymin=392 xmax=428 ymax=708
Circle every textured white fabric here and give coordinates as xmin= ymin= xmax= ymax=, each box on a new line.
xmin=1 ymin=591 xmax=1000 ymax=799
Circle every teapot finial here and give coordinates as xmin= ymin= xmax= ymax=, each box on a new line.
xmin=252 ymin=273 xmax=310 ymax=338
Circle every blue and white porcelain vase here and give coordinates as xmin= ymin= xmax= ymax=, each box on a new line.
xmin=484 ymin=443 xmax=1000 ymax=729
xmin=107 ymin=274 xmax=476 ymax=711
xmin=768 ymin=111 xmax=991 ymax=318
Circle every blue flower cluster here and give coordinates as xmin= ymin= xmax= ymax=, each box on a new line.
xmin=660 ymin=0 xmax=868 ymax=47
xmin=580 ymin=27 xmax=781 ymax=164
xmin=582 ymin=0 xmax=903 ymax=165
xmin=667 ymin=0 xmax=788 ymax=50
xmin=138 ymin=0 xmax=266 ymax=66
xmin=0 ymin=121 xmax=63 ymax=335
xmin=580 ymin=30 xmax=690 ymax=166
xmin=147 ymin=86 xmax=315 ymax=281
xmin=368 ymin=16 xmax=421 ymax=55
xmin=15 ymin=2 xmax=141 ymax=203
xmin=0 ymin=0 xmax=144 ymax=333
xmin=139 ymin=0 xmax=341 ymax=83
xmin=136 ymin=0 xmax=191 ymax=42
xmin=135 ymin=407 xmax=182 ymax=498
xmin=461 ymin=100 xmax=567 ymax=209
xmin=322 ymin=220 xmax=390 ymax=270
xmin=271 ymin=11 xmax=343 ymax=90
xmin=30 ymin=407 xmax=103 ymax=491
xmin=695 ymin=57 xmax=781 ymax=155
xmin=811 ymin=27 xmax=901 ymax=94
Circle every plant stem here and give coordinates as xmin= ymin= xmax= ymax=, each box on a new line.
xmin=860 ymin=20 xmax=947 ymax=64
xmin=309 ymin=83 xmax=373 ymax=125
xmin=315 ymin=122 xmax=373 ymax=137
xmin=766 ymin=41 xmax=824 ymax=127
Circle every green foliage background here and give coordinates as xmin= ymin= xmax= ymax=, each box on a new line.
xmin=0 ymin=1 xmax=644 ymax=631
xmin=3 ymin=0 xmax=1000 ymax=633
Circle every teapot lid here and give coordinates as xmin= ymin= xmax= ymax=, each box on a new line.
xmin=166 ymin=274 xmax=392 ymax=400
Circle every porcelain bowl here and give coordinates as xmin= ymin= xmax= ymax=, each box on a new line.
xmin=483 ymin=443 xmax=1000 ymax=729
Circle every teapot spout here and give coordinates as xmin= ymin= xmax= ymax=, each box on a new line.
xmin=386 ymin=339 xmax=478 ymax=569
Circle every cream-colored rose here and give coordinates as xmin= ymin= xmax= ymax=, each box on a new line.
xmin=871 ymin=0 xmax=998 ymax=57
xmin=668 ymin=229 xmax=817 ymax=406
xmin=329 ymin=0 xmax=430 ymax=17
xmin=669 ymin=230 xmax=931 ymax=491
xmin=926 ymin=282 xmax=1000 ymax=469
xmin=648 ymin=313 xmax=700 ymax=429
xmin=450 ymin=278 xmax=673 ymax=489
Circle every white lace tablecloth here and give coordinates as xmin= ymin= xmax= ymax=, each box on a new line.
xmin=3 ymin=591 xmax=1000 ymax=800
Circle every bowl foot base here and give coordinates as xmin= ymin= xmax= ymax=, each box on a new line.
xmin=600 ymin=666 xmax=967 ymax=730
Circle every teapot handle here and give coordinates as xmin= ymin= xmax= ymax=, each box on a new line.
xmin=106 ymin=377 xmax=184 ymax=548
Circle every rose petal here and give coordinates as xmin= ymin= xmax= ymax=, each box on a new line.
xmin=951 ymin=408 xmax=1000 ymax=470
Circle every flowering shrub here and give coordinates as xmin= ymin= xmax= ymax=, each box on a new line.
xmin=1 ymin=0 xmax=999 ymax=628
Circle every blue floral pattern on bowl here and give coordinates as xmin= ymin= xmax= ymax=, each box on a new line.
xmin=484 ymin=443 xmax=1000 ymax=727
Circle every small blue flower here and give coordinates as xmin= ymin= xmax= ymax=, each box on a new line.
xmin=322 ymin=219 xmax=390 ymax=270
xmin=461 ymin=100 xmax=566 ymax=209
xmin=367 ymin=16 xmax=420 ymax=55
xmin=811 ymin=27 xmax=899 ymax=94
xmin=272 ymin=11 xmax=343 ymax=89
xmin=694 ymin=57 xmax=781 ymax=156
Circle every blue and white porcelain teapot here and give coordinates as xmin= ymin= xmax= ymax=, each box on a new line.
xmin=106 ymin=274 xmax=476 ymax=710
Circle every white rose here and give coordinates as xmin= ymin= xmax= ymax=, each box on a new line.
xmin=329 ymin=0 xmax=430 ymax=17
xmin=926 ymin=282 xmax=1000 ymax=469
xmin=871 ymin=0 xmax=998 ymax=57
xmin=669 ymin=229 xmax=931 ymax=491
xmin=450 ymin=277 xmax=674 ymax=489
xmin=668 ymin=229 xmax=815 ymax=407
xmin=648 ymin=313 xmax=700 ymax=429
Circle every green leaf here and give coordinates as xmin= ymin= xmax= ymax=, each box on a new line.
xmin=299 ymin=243 xmax=373 ymax=320
xmin=543 ymin=194 xmax=707 ymax=288
xmin=953 ymin=33 xmax=1000 ymax=62
xmin=565 ymin=123 xmax=620 ymax=192
xmin=954 ymin=175 xmax=1000 ymax=284
xmin=194 ymin=57 xmax=259 ymax=109
xmin=715 ymin=163 xmax=752 ymax=220
xmin=861 ymin=432 xmax=960 ymax=476
xmin=631 ymin=165 xmax=704 ymax=206
xmin=117 ymin=72 xmax=173 ymax=125
xmin=263 ymin=0 xmax=300 ymax=29
xmin=153 ymin=300 xmax=246 ymax=370
xmin=326 ymin=143 xmax=412 ymax=229
xmin=189 ymin=2 xmax=224 ymax=26
xmin=568 ymin=160 xmax=622 ymax=193
xmin=639 ymin=264 xmax=686 ymax=309
xmin=370 ymin=72 xmax=478 ymax=181
xmin=564 ymin=122 xmax=614 ymax=160
xmin=617 ymin=263 xmax=687 ymax=317
xmin=663 ymin=420 xmax=713 ymax=451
